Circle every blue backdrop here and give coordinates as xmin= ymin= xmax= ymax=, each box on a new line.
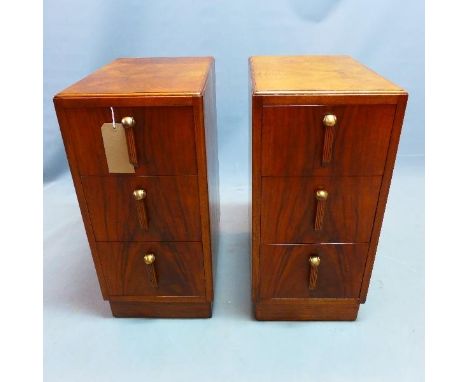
xmin=44 ymin=2 xmax=424 ymax=380
xmin=44 ymin=0 xmax=424 ymax=187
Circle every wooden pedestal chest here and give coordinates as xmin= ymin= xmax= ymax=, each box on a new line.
xmin=249 ymin=56 xmax=408 ymax=320
xmin=54 ymin=57 xmax=219 ymax=318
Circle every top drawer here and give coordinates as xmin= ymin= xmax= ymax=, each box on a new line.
xmin=62 ymin=106 xmax=198 ymax=175
xmin=261 ymin=105 xmax=396 ymax=176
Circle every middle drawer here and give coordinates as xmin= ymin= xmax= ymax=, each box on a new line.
xmin=261 ymin=176 xmax=381 ymax=243
xmin=82 ymin=176 xmax=201 ymax=242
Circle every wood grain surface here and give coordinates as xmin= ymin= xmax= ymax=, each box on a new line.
xmin=261 ymin=176 xmax=381 ymax=243
xmin=56 ymin=57 xmax=213 ymax=96
xmin=259 ymin=244 xmax=368 ymax=299
xmin=55 ymin=57 xmax=219 ymax=318
xmin=110 ymin=301 xmax=212 ymax=318
xmin=250 ymin=56 xmax=405 ymax=94
xmin=97 ymin=242 xmax=205 ymax=297
xmin=81 ymin=175 xmax=201 ymax=242
xmin=250 ymin=55 xmax=408 ymax=320
xmin=61 ymin=106 xmax=197 ymax=176
xmin=262 ymin=105 xmax=396 ymax=176
xmin=255 ymin=299 xmax=359 ymax=321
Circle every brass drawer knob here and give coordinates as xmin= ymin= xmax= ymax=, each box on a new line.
xmin=121 ymin=116 xmax=136 ymax=129
xmin=322 ymin=114 xmax=337 ymax=165
xmin=309 ymin=256 xmax=321 ymax=290
xmin=143 ymin=253 xmax=156 ymax=265
xmin=316 ymin=189 xmax=328 ymax=201
xmin=143 ymin=253 xmax=158 ymax=288
xmin=133 ymin=189 xmax=149 ymax=230
xmin=121 ymin=116 xmax=138 ymax=167
xmin=323 ymin=114 xmax=337 ymax=127
xmin=133 ymin=189 xmax=147 ymax=201
xmin=309 ymin=256 xmax=321 ymax=267
xmin=314 ymin=189 xmax=328 ymax=230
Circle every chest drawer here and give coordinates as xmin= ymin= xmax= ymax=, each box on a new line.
xmin=82 ymin=176 xmax=201 ymax=241
xmin=97 ymin=242 xmax=205 ymax=297
xmin=261 ymin=176 xmax=381 ymax=243
xmin=259 ymin=244 xmax=368 ymax=299
xmin=261 ymin=105 xmax=395 ymax=176
xmin=63 ymin=106 xmax=197 ymax=175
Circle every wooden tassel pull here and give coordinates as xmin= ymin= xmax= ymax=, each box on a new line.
xmin=314 ymin=189 xmax=328 ymax=231
xmin=133 ymin=189 xmax=149 ymax=230
xmin=309 ymin=256 xmax=321 ymax=290
xmin=121 ymin=116 xmax=139 ymax=168
xmin=143 ymin=253 xmax=158 ymax=288
xmin=322 ymin=114 xmax=337 ymax=165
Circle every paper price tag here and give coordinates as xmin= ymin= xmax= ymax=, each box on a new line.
xmin=101 ymin=123 xmax=135 ymax=173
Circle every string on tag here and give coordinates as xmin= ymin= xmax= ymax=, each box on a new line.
xmin=110 ymin=107 xmax=116 ymax=129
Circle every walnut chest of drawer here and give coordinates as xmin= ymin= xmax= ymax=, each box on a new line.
xmin=54 ymin=57 xmax=219 ymax=318
xmin=249 ymin=56 xmax=408 ymax=321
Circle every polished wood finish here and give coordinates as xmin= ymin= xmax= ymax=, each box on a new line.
xmin=261 ymin=176 xmax=381 ymax=243
xmin=250 ymin=56 xmax=404 ymax=94
xmin=259 ymin=244 xmax=368 ymax=299
xmin=144 ymin=258 xmax=158 ymax=289
xmin=321 ymin=120 xmax=336 ymax=165
xmin=110 ymin=301 xmax=212 ymax=318
xmin=261 ymin=105 xmax=396 ymax=176
xmin=97 ymin=242 xmax=205 ymax=297
xmin=255 ymin=299 xmax=359 ymax=321
xmin=59 ymin=106 xmax=197 ymax=175
xmin=360 ymin=97 xmax=408 ymax=302
xmin=250 ymin=56 xmax=408 ymax=320
xmin=133 ymin=194 xmax=149 ymax=231
xmin=81 ymin=176 xmax=201 ymax=241
xmin=58 ymin=57 xmax=212 ymax=96
xmin=195 ymin=64 xmax=220 ymax=299
xmin=314 ymin=193 xmax=327 ymax=231
xmin=123 ymin=120 xmax=139 ymax=167
xmin=54 ymin=57 xmax=219 ymax=318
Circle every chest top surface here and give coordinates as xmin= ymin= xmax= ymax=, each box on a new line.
xmin=250 ymin=55 xmax=405 ymax=95
xmin=56 ymin=57 xmax=213 ymax=98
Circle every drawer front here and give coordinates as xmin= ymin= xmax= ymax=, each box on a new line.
xmin=64 ymin=106 xmax=197 ymax=175
xmin=82 ymin=176 xmax=201 ymax=241
xmin=259 ymin=244 xmax=368 ymax=299
xmin=261 ymin=105 xmax=395 ymax=176
xmin=97 ymin=242 xmax=205 ymax=297
xmin=261 ymin=176 xmax=381 ymax=243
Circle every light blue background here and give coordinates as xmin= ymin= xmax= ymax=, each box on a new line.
xmin=44 ymin=1 xmax=424 ymax=381
xmin=44 ymin=0 xmax=424 ymax=184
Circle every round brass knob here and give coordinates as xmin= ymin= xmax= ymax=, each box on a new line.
xmin=133 ymin=189 xmax=146 ymax=201
xmin=323 ymin=114 xmax=337 ymax=127
xmin=316 ymin=189 xmax=328 ymax=201
xmin=309 ymin=256 xmax=321 ymax=267
xmin=143 ymin=253 xmax=156 ymax=265
xmin=121 ymin=116 xmax=136 ymax=129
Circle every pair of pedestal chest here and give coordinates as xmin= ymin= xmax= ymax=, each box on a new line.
xmin=54 ymin=57 xmax=219 ymax=318
xmin=54 ymin=56 xmax=407 ymax=320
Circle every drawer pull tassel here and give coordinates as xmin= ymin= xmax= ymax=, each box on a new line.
xmin=143 ymin=253 xmax=158 ymax=288
xmin=309 ymin=256 xmax=321 ymax=290
xmin=322 ymin=114 xmax=337 ymax=165
xmin=133 ymin=189 xmax=149 ymax=230
xmin=314 ymin=189 xmax=328 ymax=230
xmin=121 ymin=116 xmax=139 ymax=168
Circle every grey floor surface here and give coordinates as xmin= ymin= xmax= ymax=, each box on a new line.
xmin=44 ymin=156 xmax=424 ymax=382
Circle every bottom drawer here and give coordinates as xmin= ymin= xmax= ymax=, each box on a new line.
xmin=259 ymin=244 xmax=368 ymax=299
xmin=96 ymin=242 xmax=205 ymax=297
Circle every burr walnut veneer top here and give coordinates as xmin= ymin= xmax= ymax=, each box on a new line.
xmin=250 ymin=55 xmax=405 ymax=95
xmin=56 ymin=57 xmax=213 ymax=97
